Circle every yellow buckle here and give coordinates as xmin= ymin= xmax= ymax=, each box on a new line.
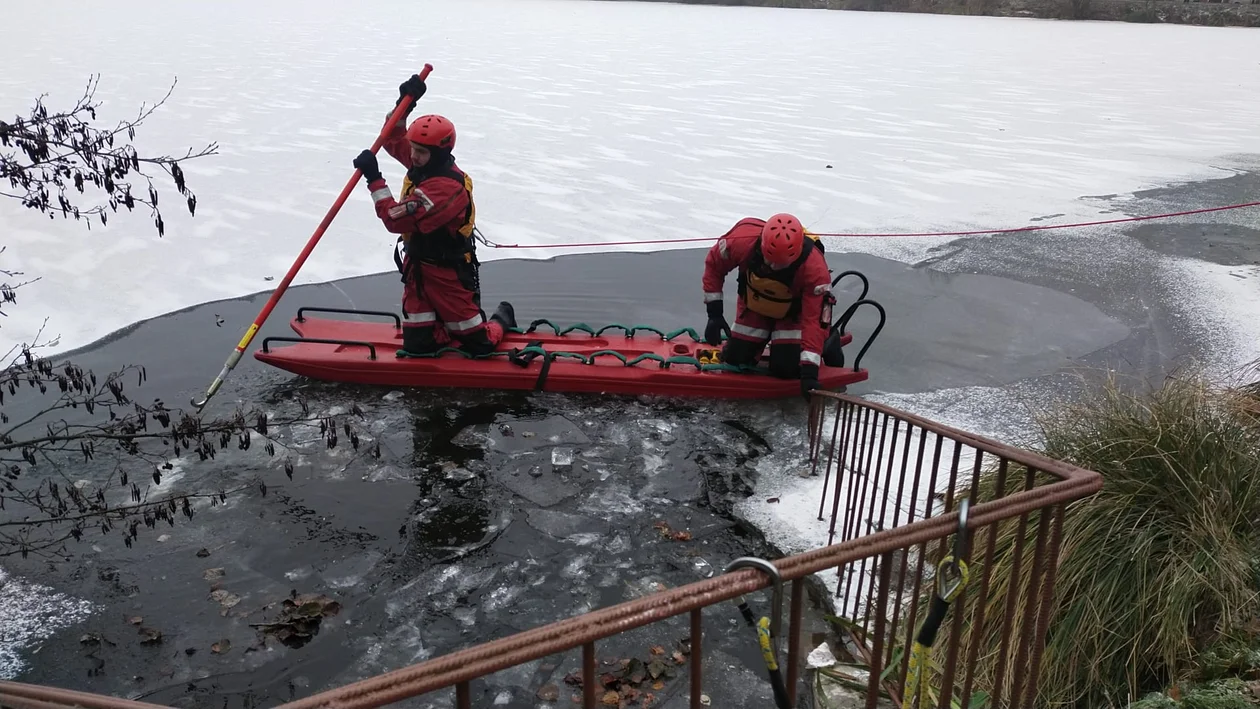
xmin=697 ymin=349 xmax=723 ymax=365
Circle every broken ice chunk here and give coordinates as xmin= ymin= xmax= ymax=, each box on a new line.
xmin=644 ymin=419 xmax=677 ymax=445
xmin=807 ymin=642 xmax=837 ymax=669
xmin=445 ymin=467 xmax=477 ymax=483
xmin=692 ymin=556 xmax=716 ymax=578
xmin=551 ymin=447 xmax=574 ymax=472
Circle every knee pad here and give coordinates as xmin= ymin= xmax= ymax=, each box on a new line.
xmin=721 ymin=337 xmax=762 ymax=366
xmin=768 ymin=344 xmax=801 ymax=379
xmin=401 ymin=326 xmax=439 ymax=355
xmin=454 ymin=327 xmax=496 ymax=357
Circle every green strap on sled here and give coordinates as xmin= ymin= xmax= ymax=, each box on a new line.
xmin=588 ymin=350 xmax=629 ymax=365
xmin=394 ymin=319 xmax=770 ymax=375
xmin=512 ymin=320 xmax=718 ymax=344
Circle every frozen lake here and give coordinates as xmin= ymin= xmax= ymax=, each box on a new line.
xmin=2 ymin=0 xmax=1260 ymax=699
xmin=2 ymin=0 xmax=1259 ymax=356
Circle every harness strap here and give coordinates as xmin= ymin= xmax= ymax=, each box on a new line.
xmin=399 ymin=164 xmax=477 ymax=267
xmin=393 ymin=236 xmax=408 ymax=282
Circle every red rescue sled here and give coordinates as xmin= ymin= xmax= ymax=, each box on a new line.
xmin=253 ymin=288 xmax=885 ymax=400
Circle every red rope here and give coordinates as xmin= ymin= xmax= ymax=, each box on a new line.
xmin=483 ymin=200 xmax=1260 ymax=250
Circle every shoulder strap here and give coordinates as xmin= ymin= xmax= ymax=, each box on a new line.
xmin=805 ymin=229 xmax=824 ymax=254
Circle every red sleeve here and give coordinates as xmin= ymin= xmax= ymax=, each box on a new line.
xmin=795 ymin=248 xmax=833 ymax=368
xmin=702 ymin=219 xmax=762 ymax=305
xmin=366 ymin=175 xmax=469 ymax=235
xmin=380 ymin=113 xmax=412 ymax=168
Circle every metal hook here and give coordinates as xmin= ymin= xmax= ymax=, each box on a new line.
xmin=725 ymin=556 xmax=792 ymax=709
xmin=725 ymin=557 xmax=784 ymax=649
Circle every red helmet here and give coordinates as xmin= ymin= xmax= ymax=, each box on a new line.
xmin=760 ymin=213 xmax=805 ymax=266
xmin=405 ymin=114 xmax=456 ymax=151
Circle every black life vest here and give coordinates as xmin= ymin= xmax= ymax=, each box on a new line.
xmin=397 ymin=158 xmax=477 ymax=267
xmin=737 ymin=234 xmax=825 ymax=320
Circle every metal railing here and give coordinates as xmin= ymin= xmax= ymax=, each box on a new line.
xmin=0 ymin=391 xmax=1101 ymax=709
xmin=807 ymin=391 xmax=1102 ymax=708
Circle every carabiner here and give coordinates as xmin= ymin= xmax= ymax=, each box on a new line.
xmin=937 ymin=498 xmax=971 ymax=601
xmin=726 ymin=557 xmax=783 ymax=650
xmin=726 ymin=557 xmax=791 ymax=709
xmin=906 ymin=498 xmax=973 ymax=705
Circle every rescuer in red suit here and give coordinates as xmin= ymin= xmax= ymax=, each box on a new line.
xmin=352 ymin=74 xmax=516 ymax=357
xmin=701 ymin=213 xmax=840 ymax=400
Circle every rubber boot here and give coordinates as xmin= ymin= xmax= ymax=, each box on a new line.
xmin=822 ymin=330 xmax=845 ymax=368
xmin=489 ymin=301 xmax=517 ymax=330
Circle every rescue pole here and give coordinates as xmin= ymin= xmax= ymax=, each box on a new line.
xmin=189 ymin=64 xmax=434 ymax=412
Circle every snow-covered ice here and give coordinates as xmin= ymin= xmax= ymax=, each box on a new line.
xmin=2 ymin=0 xmax=1260 ymax=355
xmin=1162 ymin=258 xmax=1260 ymax=378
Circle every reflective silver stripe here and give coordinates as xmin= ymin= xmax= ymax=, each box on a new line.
xmin=370 ymin=187 xmax=393 ymax=203
xmin=445 ymin=313 xmax=485 ymax=334
xmin=718 ymin=239 xmax=729 ymax=259
xmin=800 ymin=351 xmax=822 ymax=366
xmin=731 ymin=323 xmax=770 ymax=340
xmin=771 ymin=329 xmax=802 ymax=341
xmin=403 ymin=311 xmax=436 ymax=324
xmin=703 ymin=292 xmax=723 ymax=303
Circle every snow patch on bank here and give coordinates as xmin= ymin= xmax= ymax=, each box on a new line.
xmin=1162 ymin=258 xmax=1260 ymax=378
xmin=737 ymin=383 xmax=1037 ymax=610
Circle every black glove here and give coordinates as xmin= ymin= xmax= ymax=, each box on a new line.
xmin=800 ymin=363 xmax=821 ymax=402
xmin=353 ymin=149 xmax=381 ymax=182
xmin=396 ymin=74 xmax=427 ymax=108
xmin=704 ymin=300 xmax=729 ymax=346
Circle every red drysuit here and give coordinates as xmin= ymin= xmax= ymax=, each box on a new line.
xmin=365 ymin=119 xmax=503 ymax=355
xmin=702 ymin=217 xmax=832 ymax=371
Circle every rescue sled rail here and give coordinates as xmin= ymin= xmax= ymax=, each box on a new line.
xmin=835 ymin=298 xmax=886 ymax=371
xmin=0 ymin=394 xmax=1100 ymax=709
xmin=296 ymin=307 xmax=402 ymax=328
xmin=832 ymin=269 xmax=870 ymax=301
xmin=260 ymin=337 xmax=378 ymax=360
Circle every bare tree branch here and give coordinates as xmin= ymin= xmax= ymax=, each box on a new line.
xmin=0 ymin=74 xmax=217 ymax=238
xmin=0 ymin=334 xmax=382 ymax=559
xmin=1 ymin=76 xmax=218 ymax=338
xmin=0 ymin=78 xmax=375 ymax=560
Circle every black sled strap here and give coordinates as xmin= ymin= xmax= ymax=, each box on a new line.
xmin=507 ymin=340 xmax=551 ymax=391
